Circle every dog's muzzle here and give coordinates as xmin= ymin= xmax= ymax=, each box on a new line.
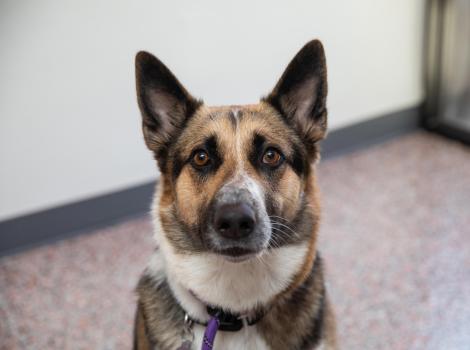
xmin=206 ymin=180 xmax=271 ymax=260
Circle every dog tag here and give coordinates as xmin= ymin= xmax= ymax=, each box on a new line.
xmin=176 ymin=340 xmax=192 ymax=350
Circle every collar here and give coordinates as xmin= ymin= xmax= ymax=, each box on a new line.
xmin=188 ymin=305 xmax=265 ymax=332
xmin=184 ymin=303 xmax=267 ymax=350
xmin=183 ymin=291 xmax=266 ymax=332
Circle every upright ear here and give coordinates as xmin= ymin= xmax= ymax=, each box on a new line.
xmin=135 ymin=51 xmax=202 ymax=164
xmin=263 ymin=40 xmax=328 ymax=154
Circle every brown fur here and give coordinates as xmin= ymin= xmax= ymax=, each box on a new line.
xmin=134 ymin=303 xmax=153 ymax=350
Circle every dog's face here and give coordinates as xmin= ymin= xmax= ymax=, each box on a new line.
xmin=136 ymin=40 xmax=327 ymax=264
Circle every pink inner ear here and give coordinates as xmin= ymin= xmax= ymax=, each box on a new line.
xmin=148 ymin=88 xmax=185 ymax=139
xmin=281 ymin=77 xmax=319 ymax=122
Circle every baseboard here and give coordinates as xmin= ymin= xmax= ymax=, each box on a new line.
xmin=0 ymin=182 xmax=156 ymax=257
xmin=321 ymin=106 xmax=422 ymax=159
xmin=0 ymin=106 xmax=421 ymax=257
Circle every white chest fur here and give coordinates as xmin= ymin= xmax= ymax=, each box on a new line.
xmin=165 ymin=243 xmax=309 ymax=313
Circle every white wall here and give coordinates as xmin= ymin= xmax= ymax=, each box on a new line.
xmin=0 ymin=0 xmax=425 ymax=221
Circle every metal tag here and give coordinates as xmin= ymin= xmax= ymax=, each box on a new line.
xmin=177 ymin=313 xmax=194 ymax=350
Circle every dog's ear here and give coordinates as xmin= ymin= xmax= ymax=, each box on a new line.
xmin=135 ymin=51 xmax=202 ymax=163
xmin=263 ymin=40 xmax=327 ymax=154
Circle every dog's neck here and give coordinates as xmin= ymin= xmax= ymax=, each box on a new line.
xmin=146 ymin=243 xmax=323 ymax=328
xmin=148 ymin=244 xmax=310 ymax=320
xmin=188 ymin=289 xmax=266 ymax=326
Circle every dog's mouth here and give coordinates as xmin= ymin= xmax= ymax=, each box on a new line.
xmin=216 ymin=247 xmax=260 ymax=263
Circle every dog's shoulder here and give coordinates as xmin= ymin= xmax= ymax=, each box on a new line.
xmin=258 ymin=254 xmax=336 ymax=350
xmin=134 ymin=271 xmax=185 ymax=350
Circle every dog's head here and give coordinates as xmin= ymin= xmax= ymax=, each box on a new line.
xmin=136 ymin=40 xmax=327 ymax=263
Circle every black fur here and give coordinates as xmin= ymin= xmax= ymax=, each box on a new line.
xmin=290 ymin=144 xmax=307 ymax=176
xmin=248 ymin=133 xmax=267 ymax=171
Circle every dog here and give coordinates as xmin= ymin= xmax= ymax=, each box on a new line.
xmin=133 ymin=39 xmax=337 ymax=350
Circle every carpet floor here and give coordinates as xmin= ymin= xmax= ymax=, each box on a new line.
xmin=1 ymin=131 xmax=469 ymax=349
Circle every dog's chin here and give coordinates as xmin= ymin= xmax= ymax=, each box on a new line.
xmin=216 ymin=247 xmax=261 ymax=263
xmin=206 ymin=227 xmax=271 ymax=263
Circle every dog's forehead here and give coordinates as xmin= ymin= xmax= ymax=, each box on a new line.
xmin=177 ymin=103 xmax=294 ymax=154
xmin=203 ymin=104 xmax=271 ymax=125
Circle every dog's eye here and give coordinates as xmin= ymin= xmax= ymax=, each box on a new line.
xmin=262 ymin=148 xmax=282 ymax=167
xmin=192 ymin=150 xmax=210 ymax=167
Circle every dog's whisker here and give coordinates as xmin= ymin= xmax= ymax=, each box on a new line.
xmin=270 ymin=227 xmax=292 ymax=247
xmin=267 ymin=235 xmax=281 ymax=250
xmin=268 ymin=215 xmax=290 ymax=222
xmin=271 ymin=222 xmax=301 ymax=239
xmin=268 ymin=215 xmax=300 ymax=235
xmin=269 ymin=215 xmax=294 ymax=226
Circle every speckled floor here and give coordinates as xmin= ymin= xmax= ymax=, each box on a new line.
xmin=1 ymin=131 xmax=469 ymax=350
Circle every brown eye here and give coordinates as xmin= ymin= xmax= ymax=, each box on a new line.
xmin=262 ymin=148 xmax=282 ymax=167
xmin=193 ymin=150 xmax=210 ymax=167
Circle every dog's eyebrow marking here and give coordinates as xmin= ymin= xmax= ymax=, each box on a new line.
xmin=290 ymin=143 xmax=306 ymax=176
xmin=252 ymin=133 xmax=266 ymax=153
xmin=171 ymin=153 xmax=185 ymax=180
xmin=204 ymin=135 xmax=219 ymax=154
xmin=248 ymin=133 xmax=265 ymax=170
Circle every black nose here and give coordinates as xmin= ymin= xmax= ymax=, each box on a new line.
xmin=213 ymin=203 xmax=256 ymax=239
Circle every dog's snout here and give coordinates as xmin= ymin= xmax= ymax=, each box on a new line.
xmin=213 ymin=203 xmax=256 ymax=239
